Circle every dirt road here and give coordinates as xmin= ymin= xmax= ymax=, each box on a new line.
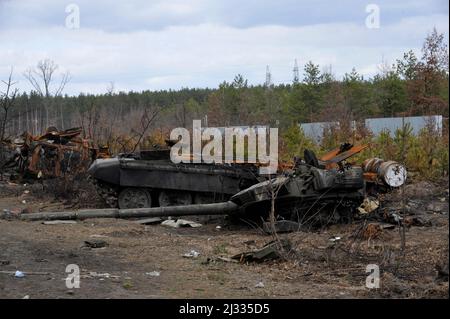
xmin=0 ymin=181 xmax=448 ymax=299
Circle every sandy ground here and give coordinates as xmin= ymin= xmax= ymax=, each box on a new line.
xmin=0 ymin=179 xmax=448 ymax=299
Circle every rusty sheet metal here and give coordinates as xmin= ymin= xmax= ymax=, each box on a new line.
xmin=27 ymin=140 xmax=92 ymax=177
xmin=4 ymin=127 xmax=109 ymax=179
xmin=320 ymin=144 xmax=368 ymax=169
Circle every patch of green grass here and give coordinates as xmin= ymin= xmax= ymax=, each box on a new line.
xmin=122 ymin=281 xmax=134 ymax=290
xmin=213 ymin=244 xmax=228 ymax=255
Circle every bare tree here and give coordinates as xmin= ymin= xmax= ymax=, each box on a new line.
xmin=23 ymin=59 xmax=71 ymax=130
xmin=0 ymin=68 xmax=19 ymax=177
xmin=106 ymin=81 xmax=115 ymax=95
xmin=1 ymin=68 xmax=18 ymax=143
xmin=116 ymin=107 xmax=161 ymax=153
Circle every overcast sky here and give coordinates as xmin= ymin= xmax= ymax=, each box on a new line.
xmin=0 ymin=0 xmax=448 ymax=95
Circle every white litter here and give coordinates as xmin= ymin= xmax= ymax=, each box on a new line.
xmin=15 ymin=270 xmax=25 ymax=278
xmin=161 ymin=219 xmax=202 ymax=228
xmin=183 ymin=250 xmax=200 ymax=258
xmin=255 ymin=281 xmax=265 ymax=288
xmin=84 ymin=272 xmax=120 ymax=279
xmin=146 ymin=271 xmax=161 ymax=277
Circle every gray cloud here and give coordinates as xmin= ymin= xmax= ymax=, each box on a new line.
xmin=1 ymin=0 xmax=447 ymax=31
xmin=0 ymin=0 xmax=448 ymax=94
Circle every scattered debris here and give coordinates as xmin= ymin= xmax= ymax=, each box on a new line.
xmin=329 ymin=236 xmax=341 ymax=242
xmin=83 ymin=239 xmax=108 ymax=249
xmin=14 ymin=270 xmax=25 ymax=278
xmin=161 ymin=219 xmax=202 ymax=228
xmin=254 ymin=281 xmax=265 ymax=288
xmin=43 ymin=220 xmax=77 ymax=225
xmin=83 ymin=272 xmax=120 ymax=279
xmin=145 ymin=271 xmax=161 ymax=277
xmin=22 ymin=295 xmax=30 ymax=299
xmin=136 ymin=217 xmax=162 ymax=225
xmin=232 ymin=239 xmax=291 ymax=263
xmin=183 ymin=250 xmax=200 ymax=258
xmin=357 ymin=197 xmax=379 ymax=215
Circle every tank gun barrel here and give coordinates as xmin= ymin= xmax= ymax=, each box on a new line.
xmin=20 ymin=201 xmax=239 ymax=221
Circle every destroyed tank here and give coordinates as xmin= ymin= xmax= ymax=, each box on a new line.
xmin=25 ymin=144 xmax=403 ymax=228
xmin=28 ymin=150 xmax=366 ymax=226
xmin=230 ymin=159 xmax=366 ymax=225
xmin=87 ymin=149 xmax=261 ymax=209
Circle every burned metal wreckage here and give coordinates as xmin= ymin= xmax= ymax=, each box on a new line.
xmin=20 ymin=142 xmax=407 ymax=228
xmin=1 ymin=126 xmax=109 ymax=180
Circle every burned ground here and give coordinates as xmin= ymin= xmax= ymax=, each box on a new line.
xmin=0 ymin=178 xmax=448 ymax=299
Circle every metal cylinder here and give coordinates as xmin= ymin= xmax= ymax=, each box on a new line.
xmin=363 ymin=158 xmax=407 ymax=187
xmin=20 ymin=201 xmax=239 ymax=221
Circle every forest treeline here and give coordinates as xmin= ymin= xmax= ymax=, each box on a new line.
xmin=1 ymin=28 xmax=448 ymax=160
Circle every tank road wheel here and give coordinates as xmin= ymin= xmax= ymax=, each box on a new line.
xmin=158 ymin=191 xmax=192 ymax=207
xmin=118 ymin=188 xmax=152 ymax=209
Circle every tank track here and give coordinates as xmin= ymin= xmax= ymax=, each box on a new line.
xmin=90 ymin=177 xmax=119 ymax=208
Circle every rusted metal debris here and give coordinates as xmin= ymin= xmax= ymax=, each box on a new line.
xmin=231 ymin=239 xmax=291 ymax=262
xmin=319 ymin=143 xmax=369 ymax=169
xmin=1 ymin=127 xmax=110 ymax=179
xmin=318 ymin=143 xmax=407 ymax=188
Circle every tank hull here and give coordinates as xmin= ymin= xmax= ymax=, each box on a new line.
xmin=88 ymin=156 xmax=260 ymax=208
